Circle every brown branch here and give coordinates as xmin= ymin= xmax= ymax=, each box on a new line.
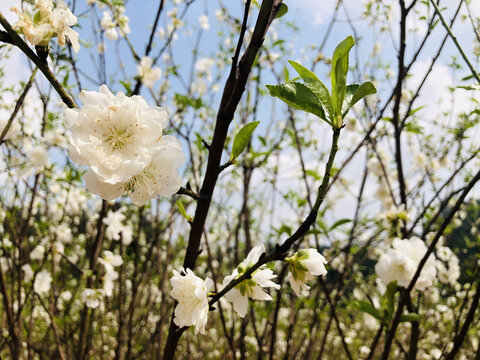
xmin=445 ymin=279 xmax=480 ymax=360
xmin=76 ymin=200 xmax=108 ymax=360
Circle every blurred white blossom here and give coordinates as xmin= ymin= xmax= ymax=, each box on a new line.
xmin=137 ymin=57 xmax=162 ymax=89
xmin=22 ymin=264 xmax=34 ymax=283
xmin=81 ymin=289 xmax=102 ymax=309
xmin=31 ymin=245 xmax=45 ymax=260
xmin=24 ymin=142 xmax=49 ymax=176
xmin=101 ymin=11 xmax=118 ymax=40
xmin=0 ymin=118 xmax=21 ymax=140
xmin=34 ymin=270 xmax=52 ymax=295
xmin=103 ymin=209 xmax=126 ymax=241
xmin=198 ymin=15 xmax=210 ymax=30
xmin=375 ymin=237 xmax=437 ymax=291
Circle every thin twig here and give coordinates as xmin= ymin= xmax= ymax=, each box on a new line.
xmin=429 ymin=0 xmax=480 ymax=83
xmin=0 ymin=68 xmax=38 ymax=144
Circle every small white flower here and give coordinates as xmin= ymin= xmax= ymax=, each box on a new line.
xmin=60 ymin=290 xmax=72 ymax=301
xmin=103 ymin=209 xmax=126 ymax=241
xmin=98 ymin=251 xmax=122 ymax=296
xmin=55 ymin=223 xmax=72 ymax=243
xmin=198 ymin=15 xmax=210 ymax=30
xmin=31 ymin=245 xmax=45 ymax=260
xmin=215 ymin=9 xmax=225 ymax=21
xmin=170 ymin=268 xmax=213 ymax=334
xmin=25 ymin=143 xmax=49 ymax=175
xmin=51 ymin=2 xmax=80 ymax=52
xmin=100 ymin=250 xmax=123 ymax=269
xmin=101 ymin=11 xmax=118 ymax=40
xmin=195 ymin=57 xmax=214 ymax=73
xmin=286 ymin=249 xmax=327 ymax=295
xmin=22 ymin=264 xmax=34 ymax=283
xmin=34 ymin=270 xmax=52 ymax=295
xmin=120 ymin=224 xmax=133 ymax=245
xmin=118 ymin=13 xmax=131 ymax=35
xmin=167 ymin=8 xmax=178 ymax=19
xmin=45 ymin=128 xmax=67 ymax=147
xmin=137 ymin=57 xmax=162 ymax=89
xmin=222 ymin=245 xmax=280 ymax=318
xmin=81 ymin=288 xmax=102 ymax=308
xmin=102 ymin=269 xmax=119 ymax=297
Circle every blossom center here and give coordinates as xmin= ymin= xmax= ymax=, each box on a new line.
xmin=103 ymin=126 xmax=135 ymax=151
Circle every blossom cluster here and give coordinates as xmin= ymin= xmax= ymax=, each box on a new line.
xmin=375 ymin=237 xmax=437 ymax=291
xmin=170 ymin=245 xmax=328 ymax=334
xmin=82 ymin=251 xmax=123 ymax=309
xmin=11 ymin=0 xmax=80 ymax=53
xmin=95 ymin=1 xmax=131 ymax=41
xmin=64 ymin=85 xmax=184 ymax=205
xmin=137 ymin=57 xmax=162 ymax=89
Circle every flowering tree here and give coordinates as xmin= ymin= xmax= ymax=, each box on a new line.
xmin=1 ymin=0 xmax=480 ymax=359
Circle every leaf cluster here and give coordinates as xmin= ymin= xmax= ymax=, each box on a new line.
xmin=266 ymin=36 xmax=376 ymax=128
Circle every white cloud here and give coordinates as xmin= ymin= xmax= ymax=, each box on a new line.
xmin=407 ymin=61 xmax=479 ymax=130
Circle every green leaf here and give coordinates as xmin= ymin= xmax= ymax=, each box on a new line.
xmin=266 ymin=83 xmax=329 ymax=123
xmin=275 ymin=3 xmax=288 ymax=19
xmin=305 ymin=169 xmax=321 ymax=181
xmin=33 ymin=11 xmax=42 ymax=24
xmin=408 ymin=106 xmax=425 ymax=116
xmin=174 ymin=93 xmax=203 ymax=110
xmin=385 ymin=281 xmax=397 ymax=319
xmin=288 ymin=60 xmax=333 ymax=118
xmin=461 ymin=74 xmax=475 ymax=81
xmin=400 ymin=313 xmax=420 ymax=323
xmin=352 ymin=300 xmax=382 ymax=321
xmin=305 ymin=228 xmax=322 ymax=235
xmin=119 ymin=81 xmax=132 ymax=96
xmin=342 ymin=81 xmax=376 ymax=117
xmin=342 ymin=84 xmax=359 ymax=116
xmin=231 ymin=121 xmax=260 ymax=160
xmin=457 ymin=84 xmax=480 ymax=91
xmin=404 ymin=121 xmax=424 ymax=134
xmin=176 ymin=200 xmax=191 ymax=222
xmin=331 ymin=36 xmax=355 ymax=117
xmin=276 ymin=224 xmax=292 ymax=236
xmin=350 ymin=81 xmax=376 ymax=107
xmin=329 ymin=218 xmax=352 ymax=231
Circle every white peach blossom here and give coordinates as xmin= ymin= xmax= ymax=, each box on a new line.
xmin=222 ymin=245 xmax=280 ymax=318
xmin=286 ymin=249 xmax=328 ymax=295
xmin=170 ymin=268 xmax=213 ymax=334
